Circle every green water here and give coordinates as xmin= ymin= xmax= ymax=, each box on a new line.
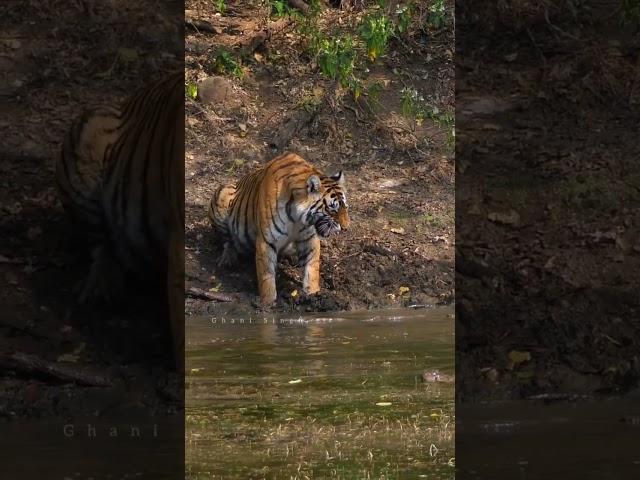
xmin=186 ymin=307 xmax=455 ymax=479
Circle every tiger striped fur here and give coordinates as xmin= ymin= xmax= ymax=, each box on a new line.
xmin=55 ymin=71 xmax=185 ymax=370
xmin=208 ymin=153 xmax=349 ymax=307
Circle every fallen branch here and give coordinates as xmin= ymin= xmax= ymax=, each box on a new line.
xmin=186 ymin=287 xmax=233 ymax=302
xmin=0 ymin=352 xmax=113 ymax=387
xmin=185 ymin=17 xmax=220 ymax=34
xmin=0 ymin=315 xmax=69 ymax=345
xmin=333 ymin=249 xmax=364 ymax=267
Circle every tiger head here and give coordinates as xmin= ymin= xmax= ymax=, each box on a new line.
xmin=303 ymin=171 xmax=350 ymax=238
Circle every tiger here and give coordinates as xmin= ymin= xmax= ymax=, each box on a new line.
xmin=208 ymin=152 xmax=350 ymax=307
xmin=55 ymin=70 xmax=185 ymax=371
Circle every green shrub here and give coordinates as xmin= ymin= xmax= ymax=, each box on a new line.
xmin=427 ymin=0 xmax=446 ymax=29
xmin=213 ymin=50 xmax=244 ymax=78
xmin=185 ymin=82 xmax=198 ymax=100
xmin=316 ymin=35 xmax=357 ymax=88
xmin=622 ymin=0 xmax=640 ymax=25
xmin=395 ymin=3 xmax=414 ymax=34
xmin=359 ymin=13 xmax=394 ymax=62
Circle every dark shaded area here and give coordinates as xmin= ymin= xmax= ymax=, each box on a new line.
xmin=0 ymin=1 xmax=184 ymax=477
xmin=456 ymin=0 xmax=640 ymax=476
xmin=456 ymin=0 xmax=640 ymax=403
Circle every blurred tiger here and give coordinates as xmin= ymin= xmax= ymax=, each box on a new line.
xmin=208 ymin=152 xmax=349 ymax=307
xmin=55 ymin=71 xmax=185 ymax=371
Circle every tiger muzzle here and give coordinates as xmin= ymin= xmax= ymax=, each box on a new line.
xmin=334 ymin=207 xmax=349 ymax=231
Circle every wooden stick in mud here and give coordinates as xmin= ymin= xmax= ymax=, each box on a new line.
xmin=186 ymin=287 xmax=233 ymax=302
xmin=0 ymin=352 xmax=113 ymax=387
xmin=185 ymin=17 xmax=219 ymax=34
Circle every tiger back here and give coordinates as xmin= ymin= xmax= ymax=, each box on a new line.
xmin=56 ymin=71 xmax=185 ymax=370
xmin=208 ymin=152 xmax=349 ymax=306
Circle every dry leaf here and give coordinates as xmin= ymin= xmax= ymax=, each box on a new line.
xmin=390 ymin=227 xmax=405 ymax=235
xmin=507 ymin=350 xmax=531 ymax=370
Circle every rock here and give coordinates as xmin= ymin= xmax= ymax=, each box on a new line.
xmin=488 ymin=209 xmax=520 ymax=226
xmin=197 ymin=76 xmax=233 ymax=105
xmin=461 ymin=96 xmax=515 ymax=116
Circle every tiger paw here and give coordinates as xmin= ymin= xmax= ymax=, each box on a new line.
xmin=252 ymin=296 xmax=274 ymax=313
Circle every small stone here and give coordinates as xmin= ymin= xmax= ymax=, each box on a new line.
xmin=488 ymin=210 xmax=520 ymax=226
xmin=197 ymin=76 xmax=233 ymax=105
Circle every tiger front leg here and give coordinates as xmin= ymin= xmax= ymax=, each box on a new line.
xmin=255 ymin=238 xmax=278 ymax=307
xmin=299 ymin=236 xmax=321 ymax=295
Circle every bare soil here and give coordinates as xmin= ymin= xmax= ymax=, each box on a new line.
xmin=184 ymin=0 xmax=455 ymax=315
xmin=456 ymin=1 xmax=640 ymax=401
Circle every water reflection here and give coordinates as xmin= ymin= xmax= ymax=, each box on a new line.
xmin=186 ymin=307 xmax=455 ymax=479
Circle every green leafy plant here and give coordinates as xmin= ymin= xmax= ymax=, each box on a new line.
xmin=359 ymin=13 xmax=394 ymax=62
xmin=401 ymin=87 xmax=448 ymax=125
xmin=269 ymin=0 xmax=308 ymax=19
xmin=300 ymin=20 xmax=323 ymax=54
xmin=427 ymin=0 xmax=446 ymax=29
xmin=363 ymin=81 xmax=384 ymax=112
xmin=622 ymin=0 xmax=640 ymax=25
xmin=395 ymin=3 xmax=414 ymax=34
xmin=400 ymin=87 xmax=454 ymax=141
xmin=213 ymin=50 xmax=244 ymax=78
xmin=400 ymin=87 xmax=425 ymax=124
xmin=215 ymin=0 xmax=226 ymax=14
xmin=185 ymin=82 xmax=198 ymax=100
xmin=316 ymin=35 xmax=357 ymax=88
xmin=271 ymin=0 xmax=288 ymax=17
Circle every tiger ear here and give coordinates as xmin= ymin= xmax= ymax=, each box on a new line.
xmin=330 ymin=171 xmax=345 ymax=185
xmin=307 ymin=175 xmax=321 ymax=193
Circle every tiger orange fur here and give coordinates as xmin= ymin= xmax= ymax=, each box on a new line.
xmin=208 ymin=153 xmax=349 ymax=307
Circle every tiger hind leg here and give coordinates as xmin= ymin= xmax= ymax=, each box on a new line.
xmin=208 ymin=185 xmax=237 ymax=236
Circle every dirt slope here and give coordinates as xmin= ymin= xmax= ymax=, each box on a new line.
xmin=185 ymin=0 xmax=455 ymax=314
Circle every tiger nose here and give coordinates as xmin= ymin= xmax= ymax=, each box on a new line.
xmin=337 ymin=208 xmax=350 ymax=230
